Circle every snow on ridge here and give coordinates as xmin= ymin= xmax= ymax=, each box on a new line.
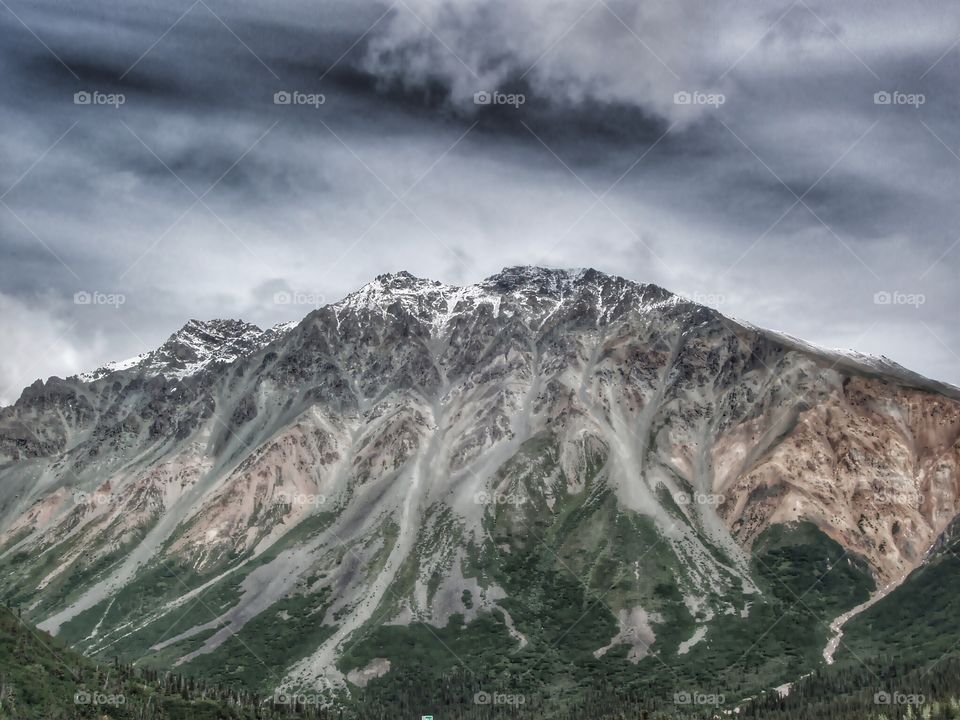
xmin=333 ymin=266 xmax=674 ymax=333
xmin=335 ymin=271 xmax=501 ymax=331
xmin=73 ymin=319 xmax=297 ymax=383
xmin=735 ymin=320 xmax=960 ymax=397
xmin=77 ymin=353 xmax=150 ymax=382
xmin=72 ymin=267 xmax=954 ymax=394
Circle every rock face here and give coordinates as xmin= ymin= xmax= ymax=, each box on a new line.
xmin=0 ymin=266 xmax=958 ymax=695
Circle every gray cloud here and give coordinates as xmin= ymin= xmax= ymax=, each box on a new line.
xmin=1 ymin=0 xmax=959 ymax=404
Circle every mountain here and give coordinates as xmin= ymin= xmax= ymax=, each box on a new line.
xmin=1 ymin=266 xmax=958 ymax=715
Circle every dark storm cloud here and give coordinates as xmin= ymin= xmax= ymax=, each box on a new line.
xmin=1 ymin=0 xmax=959 ymax=403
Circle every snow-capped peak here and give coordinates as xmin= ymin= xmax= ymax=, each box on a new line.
xmin=76 ymin=318 xmax=296 ymax=382
xmin=331 ymin=266 xmax=678 ymax=333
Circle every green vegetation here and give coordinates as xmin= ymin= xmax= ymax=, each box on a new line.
xmin=650 ymin=520 xmax=876 ymax=694
xmin=0 ymin=515 xmax=161 ymax=624
xmin=735 ymin=654 xmax=960 ymax=720
xmin=339 ymin=611 xmax=516 ymax=679
xmin=0 ymin=605 xmax=330 ymax=719
xmin=6 ymin=597 xmax=960 ymax=720
xmin=336 ymin=442 xmax=881 ymax=713
xmin=179 ymin=588 xmax=336 ymax=693
xmin=56 ymin=558 xmax=242 ymax=657
xmin=55 ymin=510 xmax=338 ymax=663
xmin=341 ymin=512 xmax=880 ymax=711
xmin=840 ymin=527 xmax=960 ymax=665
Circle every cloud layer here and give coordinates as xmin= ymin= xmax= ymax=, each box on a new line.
xmin=1 ymin=0 xmax=959 ymax=403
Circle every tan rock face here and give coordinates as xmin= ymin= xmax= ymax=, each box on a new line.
xmin=0 ymin=448 xmax=210 ymax=590
xmin=169 ymin=419 xmax=345 ymax=571
xmin=719 ymin=376 xmax=960 ymax=583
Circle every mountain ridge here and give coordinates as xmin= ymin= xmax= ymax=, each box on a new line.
xmin=16 ymin=265 xmax=958 ymax=403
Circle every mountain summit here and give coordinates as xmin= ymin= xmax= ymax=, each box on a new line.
xmin=76 ymin=318 xmax=296 ymax=382
xmin=1 ymin=267 xmax=958 ymax=708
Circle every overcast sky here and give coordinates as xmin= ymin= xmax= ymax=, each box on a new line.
xmin=1 ymin=0 xmax=959 ymax=404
